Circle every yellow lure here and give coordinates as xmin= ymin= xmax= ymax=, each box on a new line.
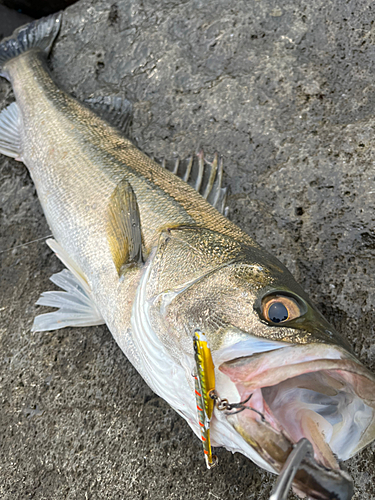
xmin=193 ymin=330 xmax=216 ymax=468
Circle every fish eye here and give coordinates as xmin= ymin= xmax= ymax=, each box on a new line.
xmin=261 ymin=294 xmax=302 ymax=325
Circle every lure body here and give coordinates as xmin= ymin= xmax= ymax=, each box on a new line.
xmin=193 ymin=330 xmax=216 ymax=467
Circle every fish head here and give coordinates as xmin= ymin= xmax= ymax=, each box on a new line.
xmin=150 ymin=225 xmax=350 ymax=348
xmin=149 ymin=226 xmax=375 ymax=499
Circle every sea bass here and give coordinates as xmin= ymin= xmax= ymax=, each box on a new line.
xmin=1 ymin=13 xmax=374 ymax=500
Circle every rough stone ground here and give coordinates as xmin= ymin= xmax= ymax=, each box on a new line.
xmin=1 ymin=0 xmax=375 ymax=499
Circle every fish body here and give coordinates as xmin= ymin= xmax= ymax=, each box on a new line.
xmin=1 ymin=14 xmax=375 ymax=500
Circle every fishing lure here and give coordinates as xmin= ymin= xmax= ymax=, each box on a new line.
xmin=193 ymin=330 xmax=217 ymax=468
xmin=193 ymin=330 xmax=315 ymax=500
xmin=193 ymin=329 xmax=263 ymax=468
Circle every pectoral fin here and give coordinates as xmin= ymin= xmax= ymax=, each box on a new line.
xmin=107 ymin=179 xmax=143 ymax=277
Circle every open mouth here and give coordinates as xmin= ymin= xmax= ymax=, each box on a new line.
xmin=215 ymin=343 xmax=375 ymax=500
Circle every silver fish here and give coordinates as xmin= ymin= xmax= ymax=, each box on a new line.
xmin=1 ymin=13 xmax=374 ymax=500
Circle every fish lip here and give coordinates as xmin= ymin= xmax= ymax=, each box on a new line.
xmin=217 ymin=343 xmax=375 ymax=500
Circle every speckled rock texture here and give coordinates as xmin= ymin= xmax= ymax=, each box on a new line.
xmin=1 ymin=1 xmax=375 ymax=499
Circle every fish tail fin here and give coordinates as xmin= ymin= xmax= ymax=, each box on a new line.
xmin=0 ymin=12 xmax=62 ymax=80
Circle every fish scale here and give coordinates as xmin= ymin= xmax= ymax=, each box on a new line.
xmin=1 ymin=13 xmax=375 ymax=500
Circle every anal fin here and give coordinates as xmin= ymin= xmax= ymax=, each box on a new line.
xmin=107 ymin=179 xmax=143 ymax=277
xmin=0 ymin=102 xmax=22 ymax=160
xmin=32 ymin=239 xmax=105 ymax=332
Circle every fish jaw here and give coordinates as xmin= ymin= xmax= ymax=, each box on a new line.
xmin=228 ymin=412 xmax=354 ymax=500
xmin=216 ymin=343 xmax=375 ymax=499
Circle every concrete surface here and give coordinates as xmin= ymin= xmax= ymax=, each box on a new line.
xmin=1 ymin=0 xmax=375 ymax=499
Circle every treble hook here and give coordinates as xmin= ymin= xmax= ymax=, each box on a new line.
xmin=209 ymin=390 xmax=266 ymax=420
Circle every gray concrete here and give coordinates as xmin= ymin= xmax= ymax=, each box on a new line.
xmin=1 ymin=1 xmax=375 ymax=499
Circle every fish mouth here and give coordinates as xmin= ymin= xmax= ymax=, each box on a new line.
xmin=217 ymin=343 xmax=375 ymax=500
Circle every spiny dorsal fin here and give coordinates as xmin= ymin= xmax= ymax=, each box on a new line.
xmin=107 ymin=179 xmax=143 ymax=277
xmin=0 ymin=102 xmax=22 ymax=159
xmin=160 ymin=151 xmax=228 ymax=216
xmin=85 ymin=95 xmax=132 ymax=135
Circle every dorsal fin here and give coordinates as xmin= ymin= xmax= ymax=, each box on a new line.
xmin=85 ymin=95 xmax=132 ymax=135
xmin=106 ymin=179 xmax=143 ymax=277
xmin=160 ymin=151 xmax=228 ymax=216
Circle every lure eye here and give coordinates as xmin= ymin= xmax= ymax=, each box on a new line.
xmin=261 ymin=294 xmax=302 ymax=324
